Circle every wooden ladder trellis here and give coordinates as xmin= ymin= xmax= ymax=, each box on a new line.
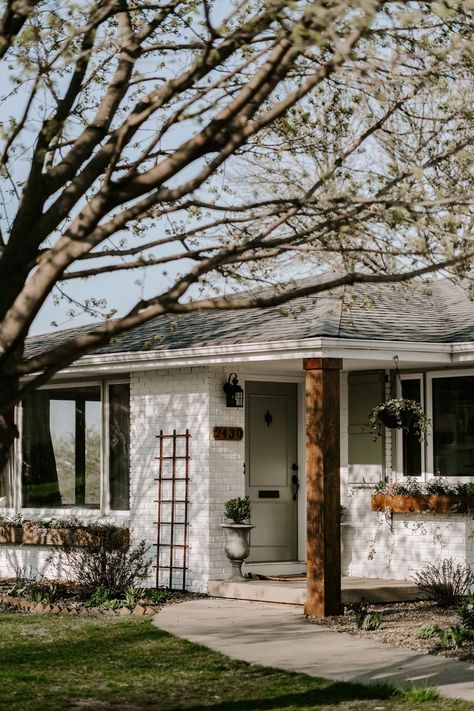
xmin=154 ymin=429 xmax=190 ymax=590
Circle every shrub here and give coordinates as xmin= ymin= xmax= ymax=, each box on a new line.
xmin=224 ymin=496 xmax=251 ymax=524
xmin=50 ymin=523 xmax=151 ymax=597
xmin=412 ymin=558 xmax=474 ymax=608
xmin=457 ymin=595 xmax=474 ymax=629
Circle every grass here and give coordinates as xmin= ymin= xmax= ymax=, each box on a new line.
xmin=0 ymin=611 xmax=472 ymax=710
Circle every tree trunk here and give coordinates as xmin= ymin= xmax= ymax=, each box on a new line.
xmin=0 ymin=348 xmax=22 ymax=474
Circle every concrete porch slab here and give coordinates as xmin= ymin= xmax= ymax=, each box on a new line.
xmin=208 ymin=576 xmax=425 ymax=605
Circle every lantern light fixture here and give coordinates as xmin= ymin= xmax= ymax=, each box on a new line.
xmin=223 ymin=373 xmax=244 ymax=408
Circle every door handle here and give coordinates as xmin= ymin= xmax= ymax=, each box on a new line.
xmin=291 ymin=473 xmax=299 ymax=501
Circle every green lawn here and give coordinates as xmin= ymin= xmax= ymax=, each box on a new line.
xmin=0 ymin=611 xmax=473 ymax=710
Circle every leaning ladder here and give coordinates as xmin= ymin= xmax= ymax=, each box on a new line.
xmin=154 ymin=429 xmax=190 ymax=590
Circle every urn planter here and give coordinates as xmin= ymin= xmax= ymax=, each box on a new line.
xmin=371 ymin=493 xmax=474 ymax=514
xmin=220 ymin=523 xmax=255 ymax=580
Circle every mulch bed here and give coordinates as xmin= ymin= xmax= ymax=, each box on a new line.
xmin=309 ymin=600 xmax=474 ymax=662
xmin=0 ymin=578 xmax=204 ymax=617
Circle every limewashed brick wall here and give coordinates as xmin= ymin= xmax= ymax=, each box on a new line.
xmin=130 ymin=366 xmax=211 ymax=592
xmin=129 ymin=365 xmax=245 ymax=593
xmin=343 ymin=489 xmax=474 ymax=579
xmin=341 ymin=367 xmax=474 ymax=579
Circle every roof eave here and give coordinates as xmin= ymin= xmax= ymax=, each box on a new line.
xmin=36 ymin=336 xmax=460 ymax=378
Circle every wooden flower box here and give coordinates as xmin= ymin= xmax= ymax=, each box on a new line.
xmin=0 ymin=526 xmax=23 ymax=544
xmin=371 ymin=494 xmax=474 ymax=514
xmin=0 ymin=524 xmax=130 ymax=547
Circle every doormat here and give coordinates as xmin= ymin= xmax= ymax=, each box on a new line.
xmin=246 ymin=573 xmax=306 ymax=581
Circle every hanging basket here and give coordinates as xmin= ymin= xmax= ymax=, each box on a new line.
xmin=369 ymin=397 xmax=429 ymax=441
xmin=378 ymin=406 xmax=414 ymax=430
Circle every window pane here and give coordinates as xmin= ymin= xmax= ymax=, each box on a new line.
xmin=0 ymin=451 xmax=13 ymax=507
xmin=85 ymin=401 xmax=101 ymax=506
xmin=433 ymin=376 xmax=474 ymax=476
xmin=402 ymin=379 xmax=422 ymax=476
xmin=50 ymin=399 xmax=75 ymax=505
xmin=22 ymin=386 xmax=101 ymax=508
xmin=109 ymin=384 xmax=130 ymax=510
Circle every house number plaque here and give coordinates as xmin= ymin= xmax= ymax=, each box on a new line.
xmin=213 ymin=426 xmax=243 ymax=441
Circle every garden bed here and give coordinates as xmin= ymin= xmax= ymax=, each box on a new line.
xmin=0 ymin=577 xmax=203 ymax=617
xmin=309 ymin=600 xmax=474 ymax=662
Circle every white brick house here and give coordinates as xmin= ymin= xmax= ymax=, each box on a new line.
xmin=2 ymin=278 xmax=474 ymax=613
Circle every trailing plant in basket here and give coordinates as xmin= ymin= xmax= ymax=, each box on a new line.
xmin=224 ymin=496 xmax=251 ymax=524
xmin=369 ymin=397 xmax=430 ymax=441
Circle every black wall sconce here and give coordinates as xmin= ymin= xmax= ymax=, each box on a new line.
xmin=223 ymin=372 xmax=244 ymax=408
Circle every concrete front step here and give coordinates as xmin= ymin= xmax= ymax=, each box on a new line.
xmin=208 ymin=577 xmax=425 ymax=606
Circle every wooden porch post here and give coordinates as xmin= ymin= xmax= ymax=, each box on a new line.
xmin=303 ymin=357 xmax=343 ymax=618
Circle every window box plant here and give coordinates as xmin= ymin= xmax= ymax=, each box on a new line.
xmin=368 ymin=398 xmax=429 ymax=441
xmin=371 ymin=479 xmax=474 ymax=514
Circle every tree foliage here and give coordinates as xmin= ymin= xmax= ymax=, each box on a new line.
xmin=2 ymin=0 xmax=474 ymax=454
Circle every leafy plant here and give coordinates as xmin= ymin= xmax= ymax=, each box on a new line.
xmin=372 ymin=477 xmax=422 ymax=496
xmin=124 ymin=586 xmax=146 ymax=606
xmin=0 ymin=513 xmax=23 ymax=529
xmin=6 ymin=579 xmax=28 ymax=597
xmin=412 ymin=558 xmax=474 ymax=608
xmin=102 ymin=598 xmax=123 ymax=610
xmin=50 ymin=523 xmax=152 ymax=597
xmin=435 ymin=626 xmax=474 ymax=650
xmin=373 ymin=477 xmax=474 ymax=497
xmin=417 ymin=624 xmax=440 ymax=639
xmin=147 ymin=589 xmax=169 ymax=604
xmin=368 ymin=398 xmax=430 ymax=442
xmin=84 ymin=585 xmax=114 ymax=608
xmin=397 ymin=685 xmax=439 ymax=702
xmin=360 ymin=612 xmax=382 ymax=631
xmin=416 ymin=622 xmax=473 ymax=649
xmin=456 ymin=595 xmax=474 ymax=629
xmin=347 ymin=602 xmax=382 ymax=631
xmin=30 ymin=582 xmax=58 ymax=604
xmin=424 ymin=476 xmax=451 ymax=495
xmin=453 ymin=482 xmax=474 ymax=497
xmin=224 ymin=496 xmax=251 ymax=524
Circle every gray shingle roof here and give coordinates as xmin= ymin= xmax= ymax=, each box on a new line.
xmin=26 ymin=277 xmax=474 ymax=359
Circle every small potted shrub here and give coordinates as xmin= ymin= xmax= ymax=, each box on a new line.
xmin=221 ymin=496 xmax=254 ymax=580
xmin=368 ymin=398 xmax=430 ymax=442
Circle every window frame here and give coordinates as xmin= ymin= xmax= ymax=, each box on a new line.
xmin=15 ymin=379 xmax=130 ymax=517
xmin=394 ymin=372 xmax=425 ymax=481
xmin=426 ymin=368 xmax=474 ymax=480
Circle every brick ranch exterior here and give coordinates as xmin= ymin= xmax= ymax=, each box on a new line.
xmin=1 ymin=277 xmax=474 ymax=614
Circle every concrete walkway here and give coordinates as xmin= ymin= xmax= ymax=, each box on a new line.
xmin=154 ymin=598 xmax=474 ymax=703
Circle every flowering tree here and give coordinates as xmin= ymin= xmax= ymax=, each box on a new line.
xmin=1 ymin=0 xmax=474 ymax=462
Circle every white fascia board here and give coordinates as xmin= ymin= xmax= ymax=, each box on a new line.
xmin=50 ymin=336 xmax=453 ymax=377
xmin=319 ymin=338 xmax=452 ymax=364
xmin=451 ymin=342 xmax=474 ymax=363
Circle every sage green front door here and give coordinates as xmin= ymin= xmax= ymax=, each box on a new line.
xmin=245 ymin=381 xmax=298 ymax=562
